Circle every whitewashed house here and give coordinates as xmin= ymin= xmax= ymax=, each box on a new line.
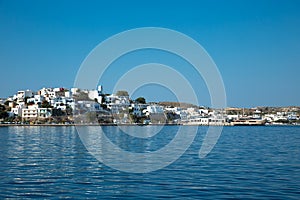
xmin=106 ymin=94 xmax=130 ymax=114
xmin=88 ymin=90 xmax=103 ymax=103
xmin=22 ymin=104 xmax=52 ymax=119
xmin=39 ymin=88 xmax=56 ymax=101
xmin=143 ymin=105 xmax=166 ymax=124
xmin=14 ymin=90 xmax=34 ymax=103
xmin=22 ymin=105 xmax=38 ymax=119
xmin=11 ymin=103 xmax=25 ymax=117
xmin=189 ymin=117 xmax=209 ymax=125
xmin=130 ymin=103 xmax=148 ymax=117
xmin=143 ymin=105 xmax=164 ymax=115
xmin=71 ymin=88 xmax=79 ymax=96
xmin=38 ymin=108 xmax=52 ymax=118
xmin=26 ymin=95 xmax=44 ymax=105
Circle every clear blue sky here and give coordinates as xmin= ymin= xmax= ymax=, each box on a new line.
xmin=0 ymin=0 xmax=300 ymax=107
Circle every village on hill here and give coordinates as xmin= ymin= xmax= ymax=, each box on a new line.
xmin=0 ymin=85 xmax=299 ymax=126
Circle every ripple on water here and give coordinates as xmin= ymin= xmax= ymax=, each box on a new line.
xmin=0 ymin=126 xmax=299 ymax=199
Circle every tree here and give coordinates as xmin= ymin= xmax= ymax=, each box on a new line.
xmin=65 ymin=105 xmax=73 ymax=116
xmin=0 ymin=105 xmax=8 ymax=119
xmin=24 ymin=97 xmax=29 ymax=104
xmin=135 ymin=97 xmax=146 ymax=104
xmin=27 ymin=101 xmax=34 ymax=106
xmin=52 ymin=108 xmax=64 ymax=116
xmin=116 ymin=90 xmax=129 ymax=97
xmin=41 ymin=100 xmax=53 ymax=108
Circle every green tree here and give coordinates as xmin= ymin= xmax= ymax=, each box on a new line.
xmin=0 ymin=105 xmax=8 ymax=119
xmin=65 ymin=105 xmax=73 ymax=116
xmin=135 ymin=97 xmax=146 ymax=104
xmin=41 ymin=100 xmax=53 ymax=108
xmin=52 ymin=108 xmax=65 ymax=116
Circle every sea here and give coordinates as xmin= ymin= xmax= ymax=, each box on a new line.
xmin=0 ymin=125 xmax=299 ymax=199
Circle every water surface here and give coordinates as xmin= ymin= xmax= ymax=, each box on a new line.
xmin=0 ymin=126 xmax=299 ymax=199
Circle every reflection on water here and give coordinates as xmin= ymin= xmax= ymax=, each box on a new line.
xmin=76 ymin=125 xmax=198 ymax=173
xmin=0 ymin=126 xmax=299 ymax=198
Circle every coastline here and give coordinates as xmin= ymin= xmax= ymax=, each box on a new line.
xmin=0 ymin=123 xmax=299 ymax=127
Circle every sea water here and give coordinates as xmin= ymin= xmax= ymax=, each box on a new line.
xmin=0 ymin=126 xmax=299 ymax=199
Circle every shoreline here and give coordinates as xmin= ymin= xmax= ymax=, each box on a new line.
xmin=0 ymin=123 xmax=299 ymax=127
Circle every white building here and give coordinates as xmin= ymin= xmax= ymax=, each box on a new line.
xmin=8 ymin=101 xmax=15 ymax=108
xmin=22 ymin=105 xmax=52 ymax=119
xmin=227 ymin=114 xmax=239 ymax=121
xmin=252 ymin=110 xmax=262 ymax=119
xmin=26 ymin=95 xmax=44 ymax=105
xmin=50 ymin=96 xmax=74 ymax=111
xmin=106 ymin=94 xmax=130 ymax=105
xmin=11 ymin=107 xmax=21 ymax=116
xmin=143 ymin=105 xmax=164 ymax=115
xmin=179 ymin=111 xmax=188 ymax=122
xmin=188 ymin=117 xmax=209 ymax=125
xmin=164 ymin=107 xmax=182 ymax=115
xmin=142 ymin=105 xmax=166 ymax=124
xmin=65 ymin=91 xmax=71 ymax=98
xmin=274 ymin=112 xmax=288 ymax=121
xmin=199 ymin=108 xmax=209 ymax=115
xmin=88 ymin=90 xmax=102 ymax=103
xmin=14 ymin=90 xmax=34 ymax=103
xmin=38 ymin=108 xmax=52 ymax=118
xmin=130 ymin=103 xmax=148 ymax=117
xmin=39 ymin=88 xmax=52 ymax=96
xmin=208 ymin=116 xmax=226 ymax=125
xmin=71 ymin=88 xmax=79 ymax=96
xmin=287 ymin=112 xmax=298 ymax=120
xmin=11 ymin=103 xmax=25 ymax=116
xmin=51 ymin=97 xmax=66 ymax=106
xmin=110 ymin=104 xmax=128 ymax=114
xmin=39 ymin=88 xmax=56 ymax=101
xmin=106 ymin=94 xmax=130 ymax=113
xmin=53 ymin=88 xmax=61 ymax=92
xmin=22 ymin=107 xmax=38 ymax=119
xmin=76 ymin=101 xmax=103 ymax=112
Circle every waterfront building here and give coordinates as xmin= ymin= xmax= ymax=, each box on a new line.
xmin=22 ymin=106 xmax=38 ymax=119
xmin=11 ymin=104 xmax=25 ymax=117
xmin=38 ymin=108 xmax=52 ymax=118
xmin=188 ymin=117 xmax=209 ymax=125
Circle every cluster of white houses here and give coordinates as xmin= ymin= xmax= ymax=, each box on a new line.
xmin=1 ymin=85 xmax=299 ymax=125
xmin=7 ymin=87 xmax=76 ymax=120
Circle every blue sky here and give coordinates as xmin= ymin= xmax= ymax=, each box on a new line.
xmin=0 ymin=0 xmax=300 ymax=107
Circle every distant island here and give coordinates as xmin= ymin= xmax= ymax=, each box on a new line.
xmin=0 ymin=85 xmax=299 ymax=126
